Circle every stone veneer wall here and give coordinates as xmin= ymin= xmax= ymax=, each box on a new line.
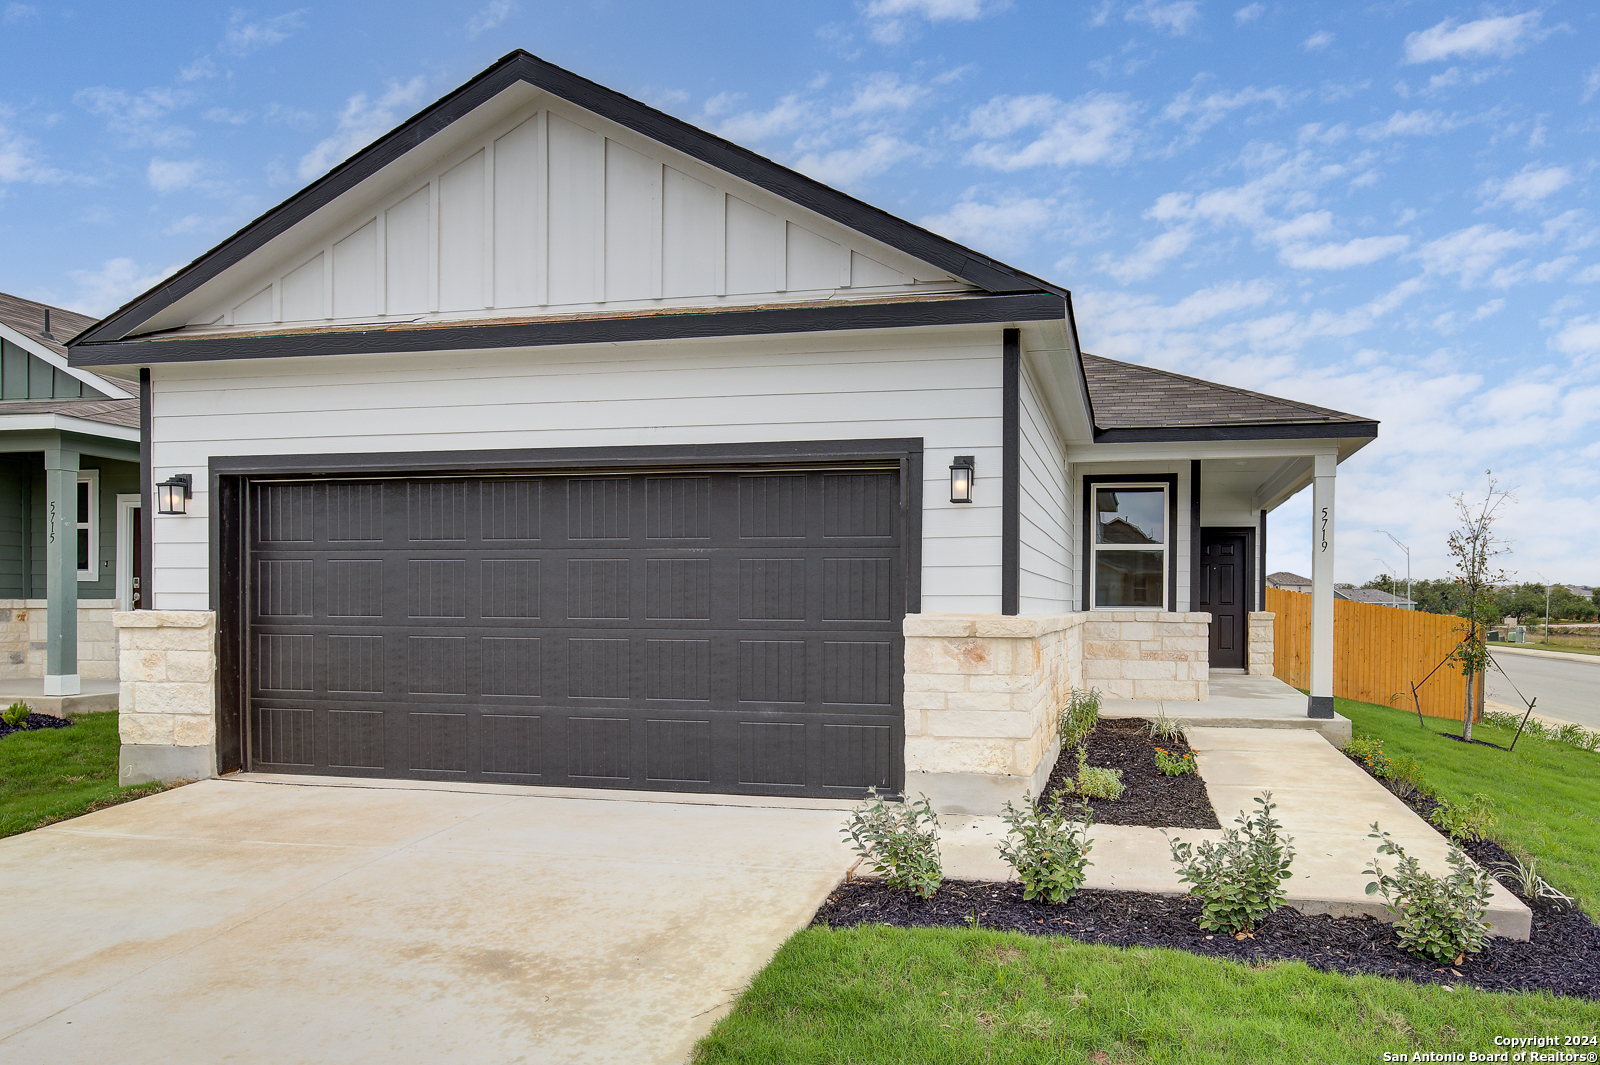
xmin=1081 ymin=611 xmax=1210 ymax=701
xmin=902 ymin=613 xmax=1085 ymax=815
xmin=114 ymin=610 xmax=217 ymax=784
xmin=1248 ymin=612 xmax=1275 ymax=676
xmin=0 ymin=599 xmax=120 ymax=681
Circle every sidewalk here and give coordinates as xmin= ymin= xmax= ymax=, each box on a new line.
xmin=939 ymin=726 xmax=1531 ymax=940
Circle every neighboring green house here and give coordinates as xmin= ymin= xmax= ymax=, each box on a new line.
xmin=0 ymin=293 xmax=139 ymax=701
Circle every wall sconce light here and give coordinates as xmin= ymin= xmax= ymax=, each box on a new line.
xmin=949 ymin=456 xmax=975 ymax=504
xmin=156 ymin=473 xmax=192 ymax=515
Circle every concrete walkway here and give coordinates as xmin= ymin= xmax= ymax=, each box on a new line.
xmin=0 ymin=778 xmax=856 ymax=1065
xmin=1100 ymin=672 xmax=1353 ymax=746
xmin=940 ymin=726 xmax=1531 ymax=940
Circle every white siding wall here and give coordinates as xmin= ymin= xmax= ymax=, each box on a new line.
xmin=1070 ymin=460 xmax=1194 ymax=612
xmin=1017 ymin=357 xmax=1070 ymax=613
xmin=149 ymin=328 xmax=1006 ymax=613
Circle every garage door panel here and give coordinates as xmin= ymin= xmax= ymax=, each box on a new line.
xmin=246 ymin=469 xmax=904 ymax=796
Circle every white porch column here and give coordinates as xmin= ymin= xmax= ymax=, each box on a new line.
xmin=1308 ymin=453 xmax=1335 ymax=718
xmin=44 ymin=442 xmax=81 ymax=696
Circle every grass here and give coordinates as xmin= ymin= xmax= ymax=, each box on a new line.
xmin=1510 ymin=640 xmax=1600 ymax=657
xmin=693 ymin=925 xmax=1600 ymax=1064
xmin=1335 ymin=695 xmax=1600 ymax=916
xmin=0 ymin=712 xmax=176 ymax=839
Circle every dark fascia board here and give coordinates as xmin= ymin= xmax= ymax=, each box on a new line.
xmin=209 ymin=437 xmax=923 ymax=478
xmin=71 ymin=293 xmax=1064 ymax=367
xmin=71 ymin=50 xmax=1065 ymax=350
xmin=1093 ymin=421 xmax=1379 ymax=444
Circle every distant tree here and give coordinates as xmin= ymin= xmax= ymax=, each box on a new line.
xmin=1407 ymin=578 xmax=1467 ymax=617
xmin=1550 ymin=586 xmax=1597 ymax=622
xmin=1497 ymin=583 xmax=1547 ymax=623
xmin=1445 ymin=474 xmax=1513 ymax=744
xmin=1593 ymin=587 xmax=1600 ymax=611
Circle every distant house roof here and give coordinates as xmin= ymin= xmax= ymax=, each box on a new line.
xmin=0 ymin=397 xmax=139 ymax=429
xmin=0 ymin=292 xmax=97 ymax=359
xmin=1081 ymin=353 xmax=1378 ymax=443
xmin=1336 ymin=587 xmax=1415 ymax=607
xmin=1267 ymin=571 xmax=1312 ymax=588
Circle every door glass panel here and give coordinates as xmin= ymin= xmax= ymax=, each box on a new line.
xmin=1095 ymin=551 xmax=1164 ymax=607
xmin=1095 ymin=488 xmax=1164 ymax=545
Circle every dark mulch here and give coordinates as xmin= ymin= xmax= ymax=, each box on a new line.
xmin=813 ymin=878 xmax=1600 ymax=998
xmin=1040 ymin=717 xmax=1220 ymax=829
xmin=0 ymin=713 xmax=73 ymax=740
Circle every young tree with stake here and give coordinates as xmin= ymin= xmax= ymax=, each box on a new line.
xmin=1446 ymin=474 xmax=1513 ymax=743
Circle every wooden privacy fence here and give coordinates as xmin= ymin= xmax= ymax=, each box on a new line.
xmin=1267 ymin=587 xmax=1470 ymax=720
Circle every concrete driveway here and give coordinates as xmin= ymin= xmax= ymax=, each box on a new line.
xmin=0 ymin=777 xmax=855 ymax=1065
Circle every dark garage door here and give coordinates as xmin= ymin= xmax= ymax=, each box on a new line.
xmin=245 ymin=469 xmax=905 ymax=796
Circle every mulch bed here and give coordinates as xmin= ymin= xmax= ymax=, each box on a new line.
xmin=813 ymin=878 xmax=1599 ymax=998
xmin=1039 ymin=717 xmax=1220 ymax=829
xmin=0 ymin=712 xmax=72 ymax=740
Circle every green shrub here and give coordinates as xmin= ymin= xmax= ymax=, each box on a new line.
xmin=1429 ymin=793 xmax=1496 ymax=843
xmin=1154 ymin=747 xmax=1196 ymax=776
xmin=1058 ymin=687 xmax=1101 ymax=750
xmin=1493 ymin=853 xmax=1574 ymax=908
xmin=1148 ymin=707 xmax=1186 ymax=744
xmin=1384 ymin=754 xmax=1428 ymax=800
xmin=1343 ymin=736 xmax=1392 ymax=777
xmin=997 ymin=793 xmax=1094 ymax=903
xmin=841 ymin=789 xmax=943 ymax=899
xmin=1168 ymin=792 xmax=1296 ymax=935
xmin=1072 ymin=746 xmax=1124 ymax=801
xmin=1 ymin=702 xmax=30 ymax=728
xmin=1364 ymin=824 xmax=1495 ymax=962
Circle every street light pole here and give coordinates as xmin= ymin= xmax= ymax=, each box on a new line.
xmin=1376 ymin=531 xmax=1411 ymax=609
xmin=1537 ymin=572 xmax=1551 ymax=645
xmin=1374 ymin=557 xmax=1396 ymax=601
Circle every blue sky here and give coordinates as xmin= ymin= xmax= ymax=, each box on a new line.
xmin=1 ymin=0 xmax=1596 ymax=586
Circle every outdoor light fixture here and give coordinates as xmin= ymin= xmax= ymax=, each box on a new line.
xmin=156 ymin=474 xmax=192 ymax=515
xmin=949 ymin=456 xmax=975 ymax=504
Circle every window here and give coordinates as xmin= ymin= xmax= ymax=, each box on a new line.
xmin=1091 ymin=483 xmax=1167 ymax=609
xmin=77 ymin=470 xmax=99 ymax=582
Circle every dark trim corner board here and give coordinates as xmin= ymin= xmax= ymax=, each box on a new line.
xmin=1001 ymin=329 xmax=1019 ymax=616
xmin=138 ymin=367 xmax=152 ymax=609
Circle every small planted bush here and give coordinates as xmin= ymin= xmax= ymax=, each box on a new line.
xmin=1384 ymin=755 xmax=1428 ymax=800
xmin=1494 ymin=854 xmax=1574 ymax=909
xmin=1059 ymin=687 xmax=1101 ymax=750
xmin=1072 ymin=746 xmax=1124 ymax=801
xmin=1154 ymin=746 xmax=1196 ymax=776
xmin=1 ymin=701 xmax=31 ymax=728
xmin=1364 ymin=824 xmax=1495 ymax=962
xmin=841 ymin=788 xmax=943 ymax=899
xmin=1343 ymin=736 xmax=1392 ymax=778
xmin=998 ymin=792 xmax=1094 ymax=904
xmin=1148 ymin=707 xmax=1186 ymax=744
xmin=1428 ymin=793 xmax=1496 ymax=843
xmin=1168 ymin=792 xmax=1296 ymax=935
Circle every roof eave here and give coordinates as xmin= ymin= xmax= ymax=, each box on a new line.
xmin=1092 ymin=421 xmax=1379 ymax=444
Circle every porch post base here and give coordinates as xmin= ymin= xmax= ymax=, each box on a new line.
xmin=1308 ymin=695 xmax=1335 ymax=719
xmin=43 ymin=673 xmax=81 ymax=696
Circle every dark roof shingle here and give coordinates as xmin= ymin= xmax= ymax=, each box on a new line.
xmin=0 ymin=292 xmax=98 ymax=358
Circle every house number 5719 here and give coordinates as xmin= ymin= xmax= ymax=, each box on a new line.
xmin=1319 ymin=506 xmax=1329 ymax=553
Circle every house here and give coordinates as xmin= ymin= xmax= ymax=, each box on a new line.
xmin=1266 ymin=571 xmax=1313 ymax=595
xmin=0 ymin=293 xmax=141 ymax=709
xmin=67 ymin=52 xmax=1377 ymax=805
xmin=1334 ymin=586 xmax=1414 ymax=610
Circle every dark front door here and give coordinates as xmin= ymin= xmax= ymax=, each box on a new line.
xmin=1198 ymin=529 xmax=1251 ymax=670
xmin=243 ymin=469 xmax=905 ymax=797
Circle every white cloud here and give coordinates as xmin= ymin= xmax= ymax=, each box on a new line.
xmin=834 ymin=72 xmax=929 ymax=116
xmin=179 ymin=56 xmax=216 ymax=82
xmin=297 ymin=77 xmax=427 ymax=181
xmin=702 ymin=92 xmax=813 ymax=143
xmin=1126 ymin=0 xmax=1200 ymax=35
xmin=1303 ymin=31 xmax=1334 ymax=51
xmin=1416 ymin=224 xmax=1539 ymax=287
xmin=1101 ymin=226 xmax=1193 ymax=282
xmin=146 ymin=157 xmax=205 ymax=192
xmin=0 ymin=114 xmax=70 ymax=184
xmin=962 ymin=92 xmax=1138 ymax=170
xmin=862 ymin=0 xmax=1005 ymax=44
xmin=1403 ymin=12 xmax=1541 ymax=65
xmin=1574 ymin=264 xmax=1600 ymax=284
xmin=1278 ymin=235 xmax=1410 ymax=270
xmin=221 ymin=8 xmax=306 ymax=57
xmin=203 ymin=107 xmax=251 ymax=125
xmin=1552 ymin=315 xmax=1600 ymax=360
xmin=66 ymin=258 xmax=182 ymax=317
xmin=1357 ymin=110 xmax=1457 ymax=140
xmin=465 ymin=0 xmax=517 ymax=38
xmin=4 ymin=3 xmax=38 ymax=23
xmin=1163 ymin=83 xmax=1289 ymax=141
xmin=1233 ymin=4 xmax=1264 ymax=25
xmin=75 ymin=86 xmax=194 ymax=148
xmin=1585 ymin=66 xmax=1600 ymax=104
xmin=1481 ymin=165 xmax=1572 ymax=211
xmin=919 ymin=193 xmax=1068 ymax=256
xmin=793 ymin=133 xmax=923 ymax=187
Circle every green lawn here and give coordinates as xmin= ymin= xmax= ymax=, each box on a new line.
xmin=1336 ymin=695 xmax=1600 ymax=916
xmin=0 ymin=713 xmax=175 ymax=839
xmin=693 ymin=925 xmax=1600 ymax=1064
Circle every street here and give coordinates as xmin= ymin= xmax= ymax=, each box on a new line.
xmin=1486 ymin=649 xmax=1600 ymax=731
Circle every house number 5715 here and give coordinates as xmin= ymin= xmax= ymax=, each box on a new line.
xmin=1319 ymin=506 xmax=1329 ymax=553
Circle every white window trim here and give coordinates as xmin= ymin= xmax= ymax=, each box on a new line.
xmin=1090 ymin=481 xmax=1169 ymax=611
xmin=76 ymin=470 xmax=100 ymax=582
xmin=115 ymin=494 xmax=142 ymax=610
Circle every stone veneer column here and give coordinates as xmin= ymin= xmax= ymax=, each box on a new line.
xmin=114 ymin=610 xmax=216 ymax=784
xmin=1081 ymin=611 xmax=1211 ymax=700
xmin=902 ymin=613 xmax=1085 ymax=815
xmin=1247 ymin=612 xmax=1275 ymax=676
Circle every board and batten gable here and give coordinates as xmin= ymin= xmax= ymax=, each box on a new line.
xmin=172 ymin=95 xmax=973 ymax=337
xmin=145 ymin=326 xmax=1010 ymax=613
